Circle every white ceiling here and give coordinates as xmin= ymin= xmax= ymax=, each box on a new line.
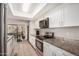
xmin=7 ymin=3 xmax=61 ymax=20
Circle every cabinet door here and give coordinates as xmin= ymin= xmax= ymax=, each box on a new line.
xmin=29 ymin=21 xmax=36 ymax=49
xmin=58 ymin=7 xmax=64 ymax=27
xmin=43 ymin=42 xmax=54 ymax=56
xmin=64 ymin=4 xmax=79 ymax=26
xmin=32 ymin=36 xmax=36 ymax=48
xmin=49 ymin=5 xmax=64 ymax=28
xmin=12 ymin=37 xmax=17 ymax=55
xmin=49 ymin=14 xmax=55 ymax=28
xmin=7 ymin=39 xmax=13 ymax=55
xmin=49 ymin=43 xmax=64 ymax=56
xmin=29 ymin=35 xmax=36 ymax=49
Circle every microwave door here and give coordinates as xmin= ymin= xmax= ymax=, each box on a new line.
xmin=45 ymin=19 xmax=49 ymax=28
xmin=41 ymin=21 xmax=43 ymax=28
xmin=44 ymin=20 xmax=46 ymax=28
xmin=41 ymin=20 xmax=45 ymax=28
xmin=45 ymin=20 xmax=48 ymax=28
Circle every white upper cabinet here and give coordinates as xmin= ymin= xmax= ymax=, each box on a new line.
xmin=49 ymin=5 xmax=64 ymax=28
xmin=49 ymin=4 xmax=79 ymax=28
xmin=35 ymin=4 xmax=79 ymax=28
xmin=64 ymin=4 xmax=79 ymax=26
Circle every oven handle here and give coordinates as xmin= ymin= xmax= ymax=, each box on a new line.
xmin=36 ymin=39 xmax=43 ymax=43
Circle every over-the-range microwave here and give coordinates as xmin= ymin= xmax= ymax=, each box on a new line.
xmin=39 ymin=18 xmax=49 ymax=29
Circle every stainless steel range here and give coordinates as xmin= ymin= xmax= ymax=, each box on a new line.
xmin=36 ymin=38 xmax=43 ymax=56
xmin=36 ymin=31 xmax=54 ymax=56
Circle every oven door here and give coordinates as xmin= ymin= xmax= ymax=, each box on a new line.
xmin=36 ymin=39 xmax=43 ymax=52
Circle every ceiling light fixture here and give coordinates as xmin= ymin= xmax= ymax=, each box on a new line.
xmin=22 ymin=3 xmax=31 ymax=13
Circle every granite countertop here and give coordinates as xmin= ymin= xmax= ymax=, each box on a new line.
xmin=31 ymin=34 xmax=79 ymax=55
xmin=44 ymin=37 xmax=79 ymax=56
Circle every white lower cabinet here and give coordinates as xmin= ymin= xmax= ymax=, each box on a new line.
xmin=43 ymin=42 xmax=75 ymax=56
xmin=43 ymin=42 xmax=53 ymax=56
xmin=7 ymin=38 xmax=13 ymax=56
xmin=49 ymin=4 xmax=79 ymax=28
xmin=29 ymin=35 xmax=36 ymax=49
xmin=12 ymin=37 xmax=17 ymax=55
xmin=7 ymin=36 xmax=17 ymax=56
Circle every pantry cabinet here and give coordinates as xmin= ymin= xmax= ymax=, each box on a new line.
xmin=29 ymin=21 xmax=36 ymax=49
xmin=43 ymin=41 xmax=74 ymax=56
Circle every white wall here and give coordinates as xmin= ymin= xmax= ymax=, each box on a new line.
xmin=7 ymin=19 xmax=29 ymax=40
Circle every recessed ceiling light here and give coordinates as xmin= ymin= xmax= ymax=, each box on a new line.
xmin=22 ymin=3 xmax=31 ymax=13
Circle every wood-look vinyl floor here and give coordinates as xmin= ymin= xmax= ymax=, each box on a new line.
xmin=14 ymin=41 xmax=38 ymax=56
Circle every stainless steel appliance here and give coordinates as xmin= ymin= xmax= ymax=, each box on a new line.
xmin=43 ymin=32 xmax=54 ymax=39
xmin=36 ymin=30 xmax=43 ymax=55
xmin=39 ymin=18 xmax=49 ymax=28
xmin=35 ymin=32 xmax=54 ymax=56
xmin=36 ymin=30 xmax=40 ymax=35
xmin=36 ymin=39 xmax=43 ymax=51
xmin=36 ymin=36 xmax=43 ymax=56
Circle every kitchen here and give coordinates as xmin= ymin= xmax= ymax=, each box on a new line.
xmin=29 ymin=3 xmax=79 ymax=56
xmin=0 ymin=3 xmax=79 ymax=56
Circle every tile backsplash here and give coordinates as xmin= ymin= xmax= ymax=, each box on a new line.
xmin=39 ymin=26 xmax=79 ymax=40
